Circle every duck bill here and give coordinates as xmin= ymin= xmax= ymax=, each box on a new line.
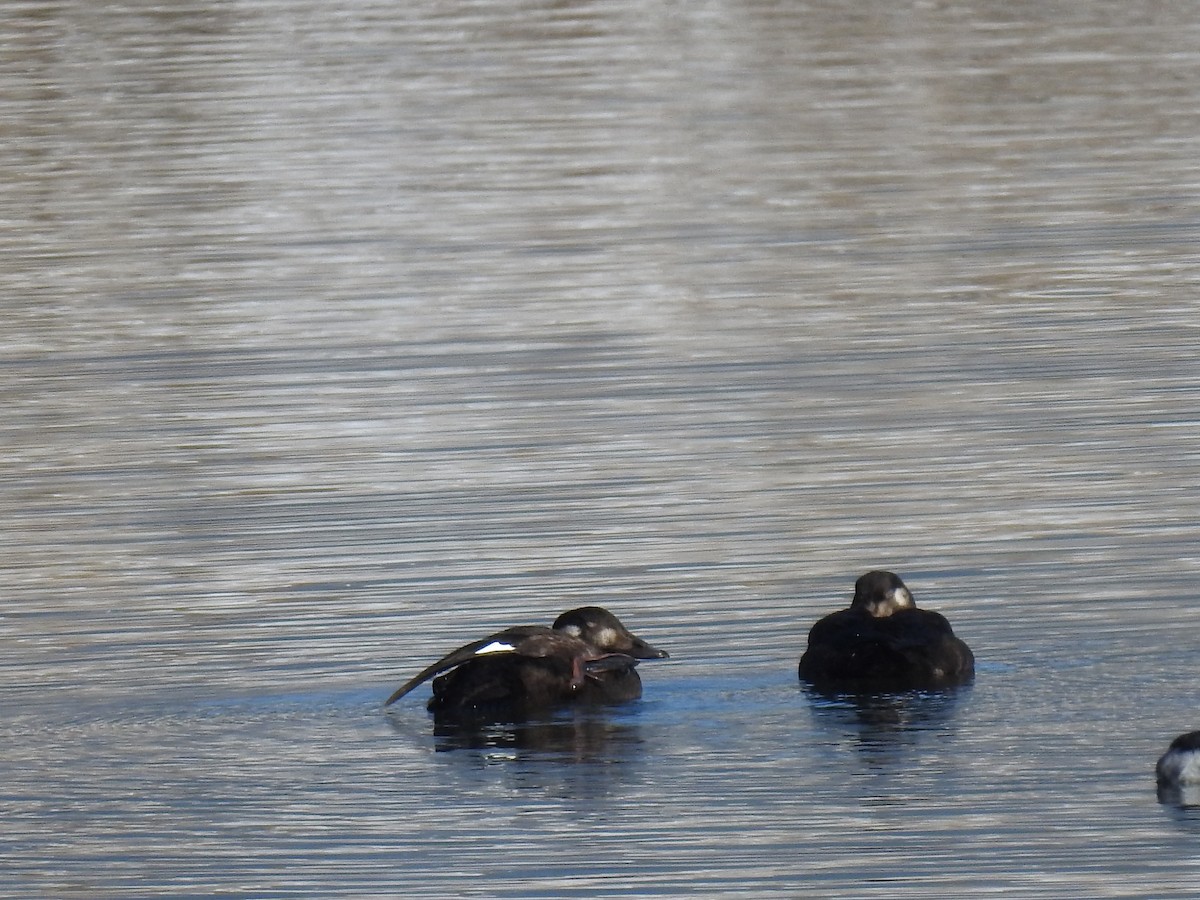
xmin=628 ymin=637 xmax=669 ymax=660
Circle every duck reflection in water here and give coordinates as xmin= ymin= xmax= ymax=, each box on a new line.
xmin=384 ymin=606 xmax=668 ymax=725
xmin=430 ymin=708 xmax=645 ymax=763
xmin=799 ymin=571 xmax=975 ymax=693
xmin=413 ymin=709 xmax=650 ymax=801
xmin=805 ymin=686 xmax=971 ymax=764
xmin=1157 ymin=731 xmax=1200 ymax=809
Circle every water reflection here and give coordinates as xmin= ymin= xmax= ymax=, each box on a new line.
xmin=387 ymin=708 xmax=648 ymax=800
xmin=430 ymin=710 xmax=644 ymax=761
xmin=1156 ymin=784 xmax=1200 ymax=838
xmin=1156 ymin=782 xmax=1200 ymax=812
xmin=803 ymin=685 xmax=972 ymax=759
xmin=387 ymin=703 xmax=644 ymax=758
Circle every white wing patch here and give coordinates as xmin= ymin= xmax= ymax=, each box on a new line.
xmin=475 ymin=640 xmax=516 ymax=656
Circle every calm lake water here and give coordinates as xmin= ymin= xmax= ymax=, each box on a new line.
xmin=4 ymin=0 xmax=1200 ymax=896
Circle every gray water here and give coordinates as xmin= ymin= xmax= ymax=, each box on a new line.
xmin=4 ymin=1 xmax=1200 ymax=896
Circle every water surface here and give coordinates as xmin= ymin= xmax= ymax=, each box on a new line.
xmin=4 ymin=1 xmax=1200 ymax=896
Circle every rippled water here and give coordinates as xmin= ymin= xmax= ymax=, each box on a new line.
xmin=4 ymin=0 xmax=1200 ymax=896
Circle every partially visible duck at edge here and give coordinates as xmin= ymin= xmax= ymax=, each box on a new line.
xmin=1156 ymin=731 xmax=1200 ymax=786
xmin=798 ymin=570 xmax=975 ymax=692
xmin=384 ymin=606 xmax=668 ymax=721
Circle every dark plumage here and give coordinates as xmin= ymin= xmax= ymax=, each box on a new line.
xmin=798 ymin=571 xmax=974 ymax=692
xmin=384 ymin=606 xmax=668 ymax=721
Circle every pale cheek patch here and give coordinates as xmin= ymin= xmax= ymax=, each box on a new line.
xmin=475 ymin=641 xmax=516 ymax=656
xmin=595 ymin=627 xmax=619 ymax=649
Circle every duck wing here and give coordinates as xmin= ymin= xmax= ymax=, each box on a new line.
xmin=384 ymin=625 xmax=552 ymax=707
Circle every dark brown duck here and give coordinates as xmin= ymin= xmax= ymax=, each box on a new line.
xmin=798 ymin=571 xmax=974 ymax=692
xmin=385 ymin=606 xmax=668 ymax=721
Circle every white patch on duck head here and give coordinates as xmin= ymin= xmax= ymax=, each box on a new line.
xmin=864 ymin=587 xmax=915 ymax=618
xmin=592 ymin=626 xmax=620 ymax=650
xmin=558 ymin=623 xmax=583 ymax=638
xmin=475 ymin=640 xmax=515 ymax=656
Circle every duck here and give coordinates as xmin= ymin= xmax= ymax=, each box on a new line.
xmin=384 ymin=606 xmax=668 ymax=721
xmin=550 ymin=606 xmax=669 ymax=703
xmin=798 ymin=570 xmax=974 ymax=692
xmin=1156 ymin=731 xmax=1200 ymax=786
